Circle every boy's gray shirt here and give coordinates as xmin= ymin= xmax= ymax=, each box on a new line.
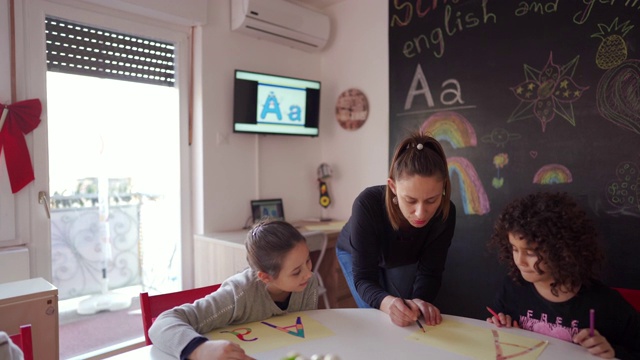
xmin=0 ymin=332 xmax=23 ymax=360
xmin=149 ymin=268 xmax=319 ymax=358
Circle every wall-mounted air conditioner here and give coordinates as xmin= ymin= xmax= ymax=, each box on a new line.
xmin=231 ymin=0 xmax=330 ymax=52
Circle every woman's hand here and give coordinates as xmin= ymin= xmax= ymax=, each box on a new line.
xmin=486 ymin=312 xmax=518 ymax=328
xmin=188 ymin=340 xmax=255 ymax=360
xmin=411 ymin=299 xmax=442 ymax=326
xmin=380 ymin=295 xmax=421 ymax=327
xmin=573 ymin=329 xmax=615 ymax=359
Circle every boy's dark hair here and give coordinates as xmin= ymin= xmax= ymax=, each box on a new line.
xmin=386 ymin=130 xmax=451 ymax=230
xmin=246 ymin=219 xmax=306 ymax=278
xmin=489 ymin=192 xmax=605 ymax=296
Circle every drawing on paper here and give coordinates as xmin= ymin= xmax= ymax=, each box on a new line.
xmin=211 ymin=313 xmax=334 ymax=355
xmin=261 ymin=316 xmax=305 ymax=338
xmin=219 ymin=327 xmax=258 ymax=342
xmin=407 ymin=319 xmax=548 ymax=360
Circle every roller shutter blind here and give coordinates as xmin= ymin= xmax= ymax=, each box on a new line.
xmin=45 ymin=16 xmax=175 ymax=87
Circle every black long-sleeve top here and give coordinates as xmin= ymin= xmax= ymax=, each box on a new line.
xmin=336 ymin=185 xmax=456 ymax=309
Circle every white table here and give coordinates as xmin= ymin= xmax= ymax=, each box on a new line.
xmin=107 ymin=309 xmax=593 ymax=359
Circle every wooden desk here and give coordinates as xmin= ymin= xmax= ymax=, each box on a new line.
xmin=194 ymin=221 xmax=356 ymax=309
xmin=107 ymin=309 xmax=595 ymax=359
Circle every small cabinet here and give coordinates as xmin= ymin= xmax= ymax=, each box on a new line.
xmin=0 ymin=278 xmax=59 ymax=360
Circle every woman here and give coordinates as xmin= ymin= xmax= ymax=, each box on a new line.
xmin=336 ymin=130 xmax=456 ymax=329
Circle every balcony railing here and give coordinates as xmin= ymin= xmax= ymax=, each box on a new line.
xmin=50 ymin=179 xmax=158 ymax=300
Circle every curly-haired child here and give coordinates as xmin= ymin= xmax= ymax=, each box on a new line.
xmin=486 ymin=192 xmax=640 ymax=359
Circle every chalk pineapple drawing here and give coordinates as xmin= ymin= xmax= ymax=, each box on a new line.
xmin=592 ymin=18 xmax=634 ymax=70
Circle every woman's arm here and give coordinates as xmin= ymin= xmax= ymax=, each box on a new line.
xmin=350 ymin=188 xmax=389 ymax=309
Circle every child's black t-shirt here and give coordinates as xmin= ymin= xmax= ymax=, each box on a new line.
xmin=493 ymin=276 xmax=640 ymax=359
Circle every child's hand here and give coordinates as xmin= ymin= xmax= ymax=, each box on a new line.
xmin=189 ymin=340 xmax=255 ymax=360
xmin=412 ymin=298 xmax=442 ymax=326
xmin=573 ymin=329 xmax=615 ymax=359
xmin=486 ymin=312 xmax=517 ymax=328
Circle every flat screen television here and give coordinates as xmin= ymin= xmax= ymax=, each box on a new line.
xmin=233 ymin=70 xmax=321 ymax=137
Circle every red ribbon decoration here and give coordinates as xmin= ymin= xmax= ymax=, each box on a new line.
xmin=0 ymin=98 xmax=42 ymax=193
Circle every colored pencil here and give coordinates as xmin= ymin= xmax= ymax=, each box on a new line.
xmin=589 ymin=309 xmax=595 ymax=337
xmin=486 ymin=306 xmax=502 ymax=327
xmin=390 ymin=282 xmax=425 ymax=333
xmin=486 ymin=306 xmax=500 ymax=319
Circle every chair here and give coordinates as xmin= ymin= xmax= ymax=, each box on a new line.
xmin=140 ymin=284 xmax=222 ymax=345
xmin=306 ymin=231 xmax=331 ymax=309
xmin=613 ymin=287 xmax=640 ymax=312
xmin=9 ymin=324 xmax=33 ymax=360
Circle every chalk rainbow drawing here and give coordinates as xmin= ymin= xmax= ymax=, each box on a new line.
xmin=447 ymin=157 xmax=490 ymax=215
xmin=532 ymin=164 xmax=573 ymax=184
xmin=420 ymin=111 xmax=477 ymax=149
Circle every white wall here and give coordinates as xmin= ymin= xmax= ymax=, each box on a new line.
xmin=0 ymin=1 xmax=9 ymax=100
xmin=319 ymin=0 xmax=388 ymax=221
xmin=196 ymin=0 xmax=388 ymax=232
xmin=80 ymin=0 xmax=208 ymax=25
xmin=197 ymin=1 xmax=325 ymax=233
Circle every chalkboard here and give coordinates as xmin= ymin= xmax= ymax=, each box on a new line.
xmin=388 ymin=1 xmax=640 ymax=320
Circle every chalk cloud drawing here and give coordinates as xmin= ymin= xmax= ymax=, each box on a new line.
xmin=605 ymin=161 xmax=640 ymax=217
xmin=481 ymin=128 xmax=521 ymax=148
xmin=508 ymin=53 xmax=589 ymax=132
xmin=420 ymin=111 xmax=477 ymax=149
xmin=532 ymin=164 xmax=573 ymax=185
xmin=448 ymin=156 xmax=490 ymax=215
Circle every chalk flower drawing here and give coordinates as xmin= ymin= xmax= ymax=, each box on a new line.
xmin=492 ymin=153 xmax=509 ymax=189
xmin=508 ymin=53 xmax=589 ymax=132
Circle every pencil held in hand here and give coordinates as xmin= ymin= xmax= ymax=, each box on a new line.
xmin=408 ymin=300 xmax=426 ymax=333
xmin=486 ymin=306 xmax=502 ymax=327
xmin=413 ymin=311 xmax=426 ymax=333
xmin=390 ymin=283 xmax=425 ymax=332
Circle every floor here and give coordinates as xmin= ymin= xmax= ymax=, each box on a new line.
xmin=58 ymin=286 xmax=145 ymax=359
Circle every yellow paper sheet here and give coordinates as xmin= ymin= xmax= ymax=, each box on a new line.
xmin=304 ymin=221 xmax=346 ymax=231
xmin=207 ymin=312 xmax=334 ymax=355
xmin=407 ymin=319 xmax=548 ymax=360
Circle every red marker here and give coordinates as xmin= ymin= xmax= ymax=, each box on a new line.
xmin=486 ymin=306 xmax=502 ymax=327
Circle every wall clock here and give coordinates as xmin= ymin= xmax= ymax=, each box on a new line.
xmin=335 ymin=88 xmax=369 ymax=131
